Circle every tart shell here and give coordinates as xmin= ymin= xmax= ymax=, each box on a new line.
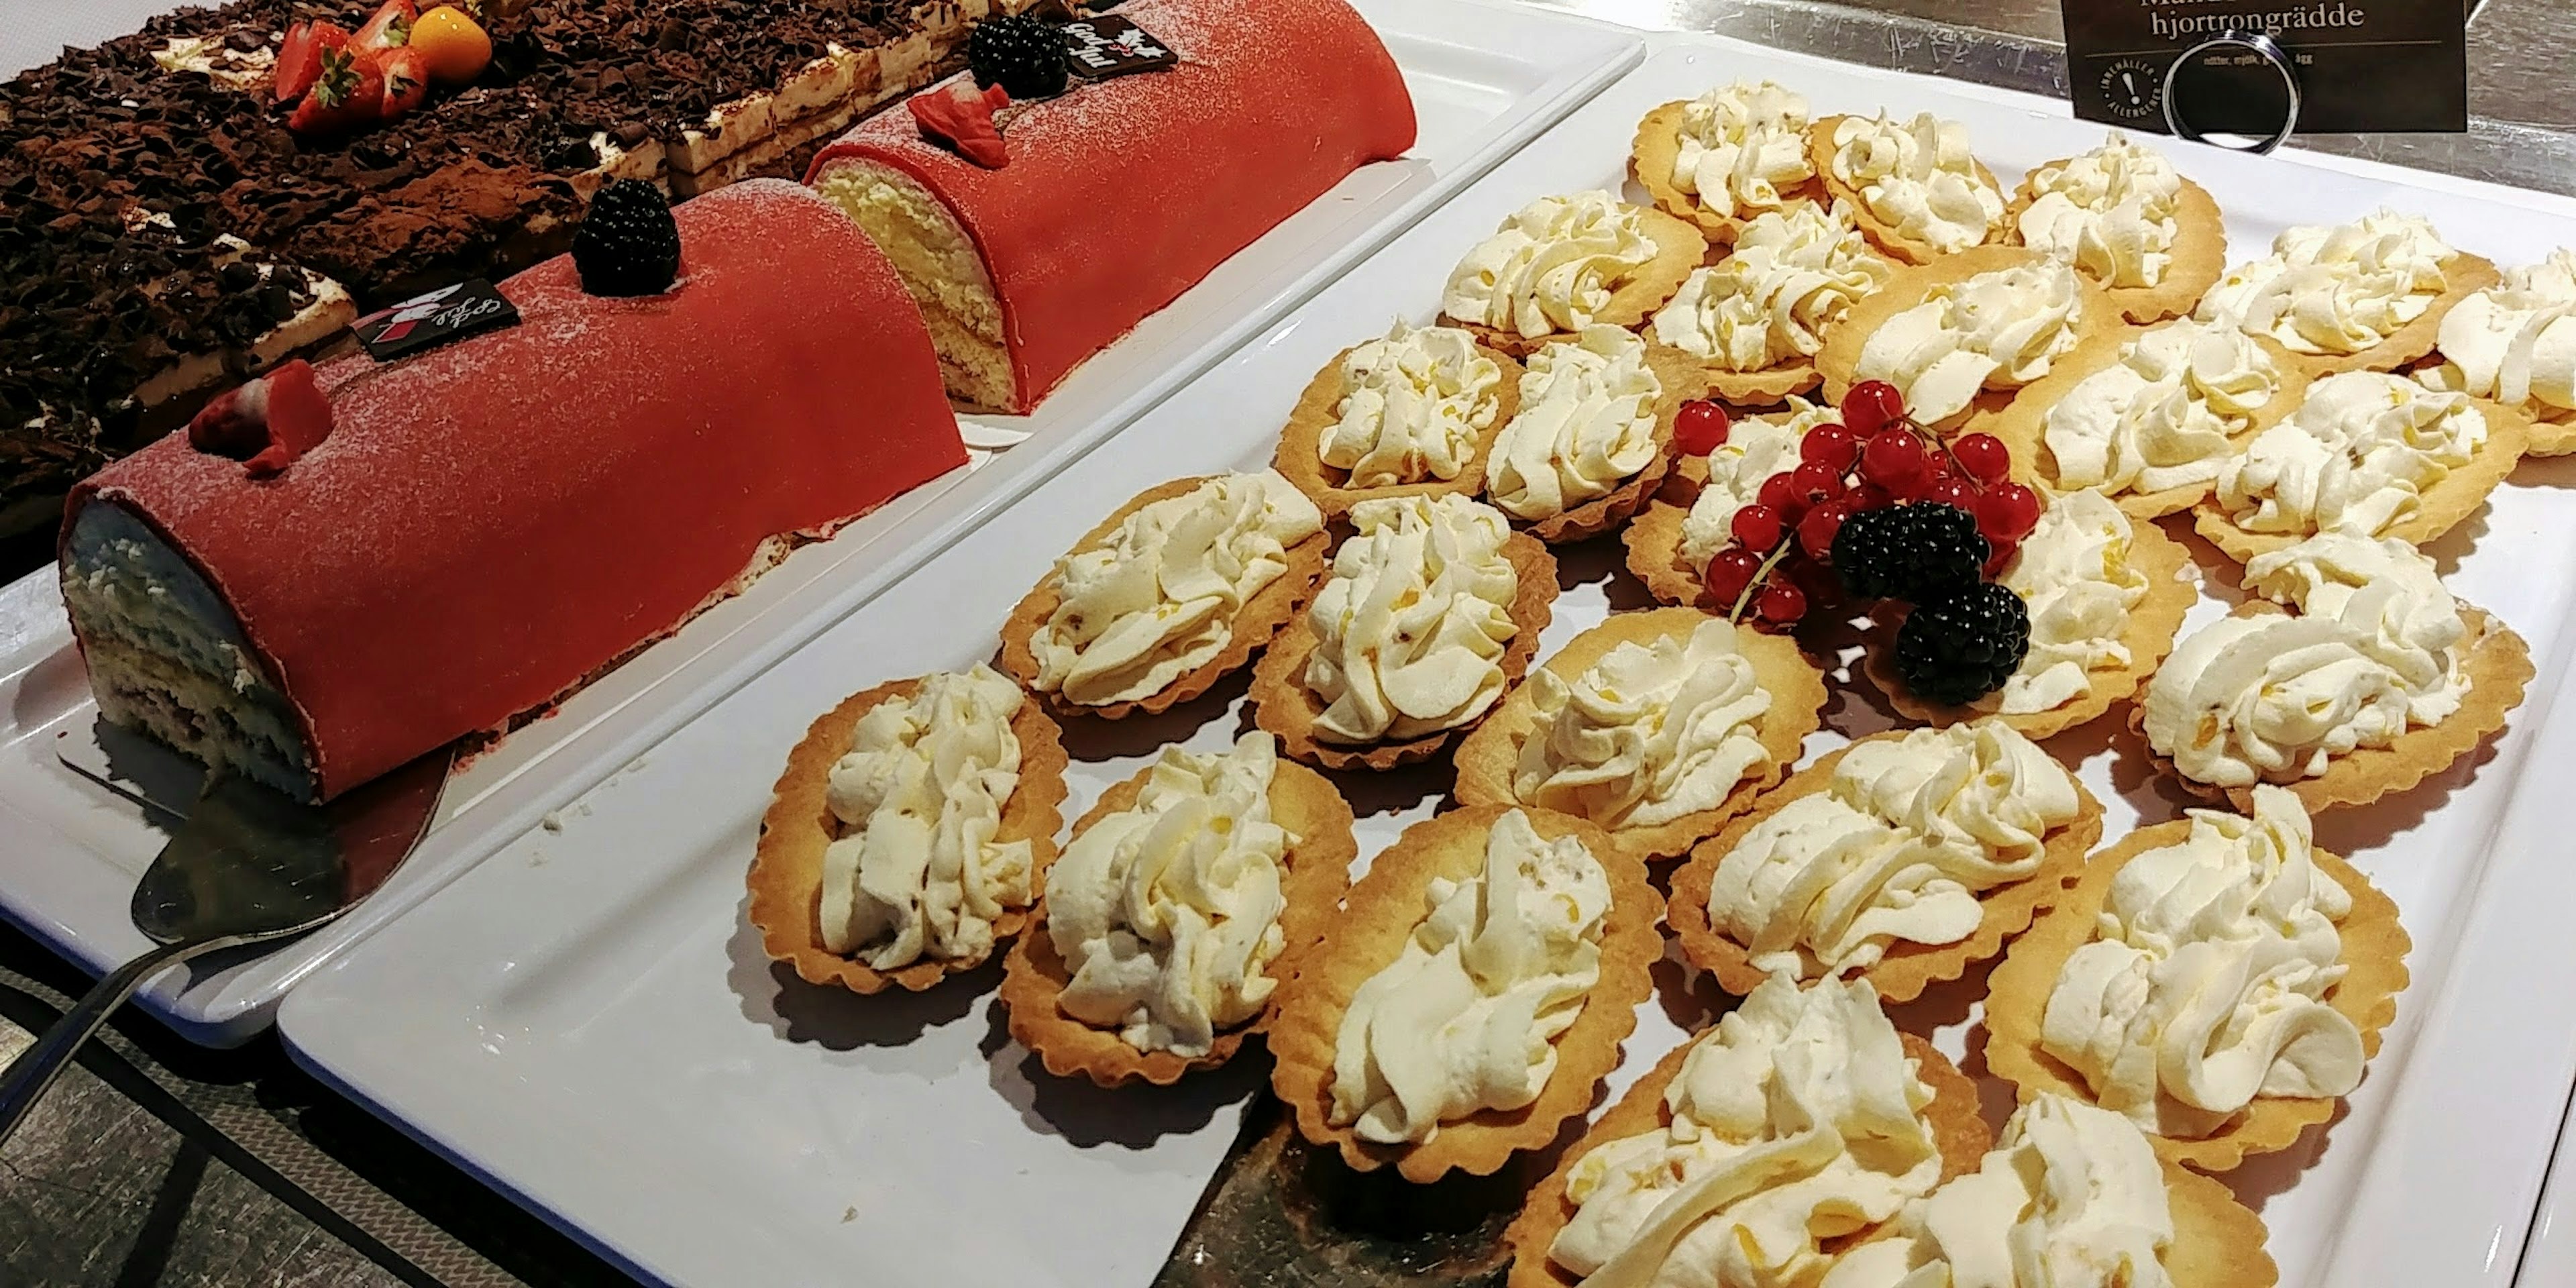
xmin=1984 ymin=816 xmax=2411 ymax=1173
xmin=2270 ymin=251 xmax=2502 ymax=379
xmin=1805 ymin=115 xmax=2010 ymax=266
xmin=2191 ymin=395 xmax=2532 ymax=563
xmin=1484 ymin=341 xmax=1710 ymax=545
xmin=1265 ymin=804 xmax=1662 ymax=1184
xmin=1815 ymin=245 xmax=2127 ymax=434
xmin=747 ymin=676 xmax=1070 ymax=995
xmin=1985 ymin=332 xmax=2310 ymax=520
xmin=1270 ymin=339 xmax=1525 ymax=517
xmin=1629 ymin=99 xmax=1826 ymax=247
xmin=998 ymin=754 xmax=1357 ymax=1087
xmin=1448 ymin=206 xmax=1707 ymax=358
xmin=2007 ymin=167 xmax=2229 ymax=324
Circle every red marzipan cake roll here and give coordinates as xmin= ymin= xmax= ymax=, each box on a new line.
xmin=806 ymin=0 xmax=1417 ymax=413
xmin=59 ymin=179 xmax=966 ymax=802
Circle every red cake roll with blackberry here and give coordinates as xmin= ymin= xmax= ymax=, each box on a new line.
xmin=59 ymin=178 xmax=966 ymax=801
xmin=808 ymin=0 xmax=1416 ymax=413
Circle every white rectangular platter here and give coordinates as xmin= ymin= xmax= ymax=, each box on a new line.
xmin=283 ymin=34 xmax=2576 ymax=1288
xmin=0 ymin=0 xmax=1645 ymax=1045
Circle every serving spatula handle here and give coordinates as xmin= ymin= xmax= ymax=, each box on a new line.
xmin=0 ymin=933 xmax=244 ymax=1150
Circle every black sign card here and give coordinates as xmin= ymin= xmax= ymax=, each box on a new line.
xmin=354 ymin=280 xmax=520 ymax=362
xmin=2062 ymin=0 xmax=2467 ymax=136
xmin=1061 ymin=14 xmax=1177 ymax=78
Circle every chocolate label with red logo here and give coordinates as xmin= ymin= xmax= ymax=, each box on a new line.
xmin=1061 ymin=15 xmax=1177 ymax=78
xmin=354 ymin=280 xmax=520 ymax=362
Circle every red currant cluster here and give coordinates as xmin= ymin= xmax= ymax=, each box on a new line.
xmin=1668 ymin=380 xmax=2043 ymax=631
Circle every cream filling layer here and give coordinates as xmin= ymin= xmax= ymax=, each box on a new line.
xmin=1487 ymin=325 xmax=1664 ymax=521
xmin=1303 ymin=494 xmax=1520 ymax=744
xmin=1996 ymin=490 xmax=2151 ymax=715
xmin=1513 ymin=618 xmax=1773 ymax=830
xmin=1855 ymin=260 xmax=2086 ymax=425
xmin=1653 ymin=200 xmax=1888 ymax=373
xmin=1318 ymin=321 xmax=1505 ymax=488
xmin=1444 ymin=190 xmax=1660 ymax=339
xmin=2043 ymin=317 xmax=2285 ymax=498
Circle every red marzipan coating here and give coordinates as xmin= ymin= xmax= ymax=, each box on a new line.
xmin=63 ymin=178 xmax=965 ymax=800
xmin=806 ymin=0 xmax=1416 ymax=413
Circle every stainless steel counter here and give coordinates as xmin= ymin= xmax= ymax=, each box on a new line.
xmin=1513 ymin=0 xmax=2576 ymax=197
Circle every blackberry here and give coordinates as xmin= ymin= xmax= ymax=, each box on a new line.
xmin=1895 ymin=584 xmax=2031 ymax=707
xmin=1830 ymin=502 xmax=1988 ymax=603
xmin=969 ymin=14 xmax=1071 ymax=99
xmin=572 ymin=180 xmax=680 ymax=297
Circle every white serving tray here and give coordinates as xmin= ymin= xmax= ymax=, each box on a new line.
xmin=283 ymin=36 xmax=2576 ymax=1288
xmin=0 ymin=0 xmax=1645 ymax=1045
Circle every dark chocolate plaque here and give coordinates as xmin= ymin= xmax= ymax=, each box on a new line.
xmin=354 ymin=280 xmax=520 ymax=362
xmin=1062 ymin=14 xmax=1178 ymax=78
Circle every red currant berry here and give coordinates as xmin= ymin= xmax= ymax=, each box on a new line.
xmin=1757 ymin=471 xmax=1808 ymax=520
xmin=1983 ymin=537 xmax=2020 ymax=579
xmin=1860 ymin=429 xmax=1927 ymax=489
xmin=1702 ymin=547 xmax=1763 ymax=608
xmin=1790 ymin=460 xmax=1845 ymax=504
xmin=1756 ymin=580 xmax=1809 ymax=626
xmin=1731 ymin=503 xmax=1784 ymax=553
xmin=1674 ymin=400 xmax=1731 ymax=457
xmin=1923 ymin=474 xmax=1981 ymax=514
xmin=1952 ymin=433 xmax=2011 ymax=484
xmin=1980 ymin=482 xmax=2042 ymax=542
xmin=1799 ymin=423 xmax=1860 ymax=473
xmin=1841 ymin=380 xmax=1907 ymax=436
xmin=1798 ymin=498 xmax=1854 ymax=561
xmin=1848 ymin=482 xmax=1893 ymax=513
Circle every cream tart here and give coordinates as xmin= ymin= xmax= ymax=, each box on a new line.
xmin=1453 ymin=608 xmax=1828 ymax=865
xmin=2196 ymin=209 xmax=2499 ymax=377
xmin=1271 ymin=321 xmax=1523 ymax=517
xmin=1807 ymin=110 xmax=2011 ymax=265
xmin=996 ymin=471 xmax=1327 ymax=720
xmin=1249 ymin=494 xmax=1556 ymax=771
xmin=1267 ymin=804 xmax=1660 ymax=1183
xmin=1668 ymin=720 xmax=2104 ymax=1005
xmin=1629 ymin=80 xmax=1824 ymax=245
xmin=1439 ymin=189 xmax=1704 ymax=357
xmin=999 ymin=731 xmax=1355 ymax=1087
xmin=1985 ymin=787 xmax=2409 ymax=1173
xmin=2416 ymin=246 xmax=2576 ymax=456
xmin=1623 ymin=398 xmax=1839 ymax=610
xmin=2008 ymin=131 xmax=2228 ymax=323
xmin=748 ymin=663 xmax=1069 ymax=994
xmin=1817 ymin=247 xmax=2123 ymax=435
xmin=1649 ymin=199 xmax=1894 ymax=404
xmin=1479 ymin=326 xmax=1708 ymax=543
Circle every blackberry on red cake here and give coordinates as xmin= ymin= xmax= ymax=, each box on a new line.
xmin=967 ymin=13 xmax=1071 ymax=99
xmin=572 ymin=179 xmax=682 ymax=296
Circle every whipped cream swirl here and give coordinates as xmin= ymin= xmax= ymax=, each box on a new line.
xmin=1444 ymin=191 xmax=1661 ymax=339
xmin=1654 ymin=201 xmax=1889 ymax=373
xmin=1996 ymin=490 xmax=2151 ymax=715
xmin=1329 ymin=808 xmax=1611 ymax=1144
xmin=1550 ymin=974 xmax=1945 ymax=1288
xmin=2198 ymin=209 xmax=2463 ymax=357
xmin=2038 ymin=786 xmax=2363 ymax=1137
xmin=1825 ymin=111 xmax=2006 ymax=255
xmin=2016 ymin=131 xmax=2186 ymax=290
xmin=1706 ymin=720 xmax=2082 ymax=975
xmin=1856 ymin=258 xmax=2087 ymax=425
xmin=1318 ymin=321 xmax=1505 ymax=488
xmin=1513 ymin=618 xmax=1773 ymax=830
xmin=2425 ymin=247 xmax=2576 ymax=419
xmin=1304 ymin=494 xmax=1521 ymax=744
xmin=1487 ymin=325 xmax=1664 ymax=521
xmin=1034 ymin=472 xmax=1323 ymax=706
xmin=1678 ymin=398 xmax=1838 ymax=573
xmin=2044 ymin=317 xmax=2286 ymax=499
xmin=820 ymin=663 xmax=1034 ymax=970
xmin=1666 ymin=80 xmax=1815 ymax=219
xmin=1046 ymin=733 xmax=1297 ymax=1057
xmin=2214 ymin=371 xmax=2487 ymax=541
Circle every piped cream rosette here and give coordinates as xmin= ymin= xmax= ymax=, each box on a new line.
xmin=1271 ymin=321 xmax=1525 ymax=516
xmin=2196 ymin=209 xmax=2498 ymax=377
xmin=1481 ymin=325 xmax=1709 ymax=543
xmin=1668 ymin=720 xmax=2103 ymax=1004
xmin=1629 ymin=80 xmax=1822 ymax=244
xmin=2135 ymin=532 xmax=2530 ymax=815
xmin=1501 ymin=974 xmax=1994 ymax=1288
xmin=1806 ymin=110 xmax=2010 ymax=265
xmin=1439 ymin=189 xmax=1706 ymax=357
xmin=1000 ymin=731 xmax=1356 ymax=1087
xmin=1650 ymin=200 xmax=1894 ymax=403
xmin=1985 ymin=787 xmax=2410 ymax=1172
xmin=2418 ymin=246 xmax=2576 ymax=455
xmin=1623 ymin=397 xmax=1839 ymax=610
xmin=749 ymin=664 xmax=1070 ymax=995
xmin=1859 ymin=490 xmax=2194 ymax=739
xmin=1269 ymin=804 xmax=1661 ymax=1183
xmin=997 ymin=470 xmax=1328 ymax=720
xmin=1985 ymin=316 xmax=2308 ymax=519
xmin=1250 ymin=494 xmax=1558 ymax=771
xmin=2008 ymin=131 xmax=2227 ymax=323
xmin=1817 ymin=247 xmax=2121 ymax=435
xmin=2191 ymin=370 xmax=2530 ymax=564
xmin=1454 ymin=608 xmax=1828 ymax=864
xmin=1816 ymin=1093 xmax=2281 ymax=1288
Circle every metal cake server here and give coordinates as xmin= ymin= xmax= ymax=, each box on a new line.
xmin=0 ymin=745 xmax=453 ymax=1148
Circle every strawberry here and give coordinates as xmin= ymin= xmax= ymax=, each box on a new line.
xmin=353 ymin=0 xmax=417 ymax=50
xmin=184 ymin=359 xmax=336 ymax=478
xmin=376 ymin=46 xmax=430 ymax=119
xmin=273 ymin=19 xmax=351 ymax=103
xmin=287 ymin=46 xmax=384 ymax=137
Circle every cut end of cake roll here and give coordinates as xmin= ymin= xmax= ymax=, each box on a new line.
xmin=59 ymin=501 xmax=317 ymax=800
xmin=813 ymin=160 xmax=1016 ymax=411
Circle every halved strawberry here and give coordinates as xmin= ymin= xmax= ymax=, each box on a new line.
xmin=353 ymin=0 xmax=417 ymax=50
xmin=287 ymin=46 xmax=384 ymax=137
xmin=185 ymin=359 xmax=336 ymax=478
xmin=376 ymin=46 xmax=429 ymax=119
xmin=273 ymin=19 xmax=352 ymax=103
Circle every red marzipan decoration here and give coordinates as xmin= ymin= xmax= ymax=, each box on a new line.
xmin=184 ymin=358 xmax=337 ymax=478
xmin=908 ymin=81 xmax=1011 ymax=168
